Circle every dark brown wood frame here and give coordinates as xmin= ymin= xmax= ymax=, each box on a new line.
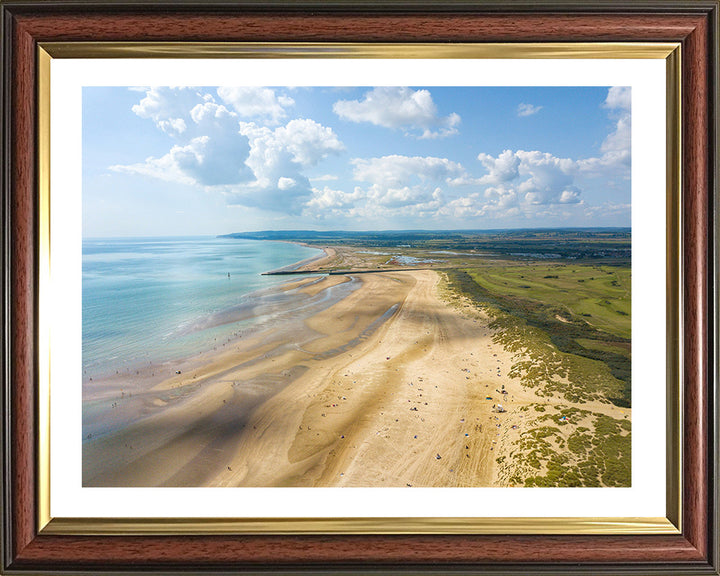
xmin=1 ymin=1 xmax=717 ymax=574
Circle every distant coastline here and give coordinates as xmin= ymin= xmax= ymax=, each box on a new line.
xmin=83 ymin=230 xmax=631 ymax=488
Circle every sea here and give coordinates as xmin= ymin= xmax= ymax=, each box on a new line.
xmin=82 ymin=236 xmax=327 ymax=381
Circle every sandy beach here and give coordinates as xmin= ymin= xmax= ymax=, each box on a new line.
xmin=83 ymin=266 xmax=529 ymax=487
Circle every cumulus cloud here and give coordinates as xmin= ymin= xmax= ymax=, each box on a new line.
xmin=516 ymin=150 xmax=578 ymax=202
xmin=442 ymin=187 xmax=522 ymax=219
xmin=442 ymin=86 xmax=631 ymax=220
xmin=338 ymin=155 xmax=461 ymax=216
xmin=131 ymin=86 xmax=206 ymax=136
xmin=116 ymin=94 xmax=254 ymax=187
xmin=579 ymin=86 xmax=631 ymax=177
xmin=216 ymin=87 xmax=294 ymax=124
xmin=238 ymin=119 xmax=344 ymax=187
xmin=477 ymin=150 xmax=521 ymax=185
xmin=436 ymin=148 xmax=584 ymax=221
xmin=517 ymin=103 xmax=542 ymax=117
xmin=214 ymin=118 xmax=345 ymax=212
xmin=333 ymin=87 xmax=461 ymax=139
xmin=604 ymin=86 xmax=631 ymax=111
xmin=304 ymin=186 xmax=366 ymax=218
xmin=112 ymin=133 xmax=254 ymax=188
xmin=352 ymin=155 xmax=465 ymax=191
xmin=304 ymin=155 xmax=460 ymax=220
xmin=114 ymin=85 xmax=629 ymax=225
xmin=114 ymin=87 xmax=344 ymax=214
xmin=304 ymin=147 xmax=590 ymax=222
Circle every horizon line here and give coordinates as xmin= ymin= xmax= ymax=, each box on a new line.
xmin=83 ymin=226 xmax=631 ymax=241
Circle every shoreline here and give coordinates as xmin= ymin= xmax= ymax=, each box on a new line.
xmin=82 ymin=244 xmax=631 ymax=488
xmin=261 ymin=243 xmax=334 ymax=274
xmin=83 ymin=267 xmax=516 ymax=488
xmin=82 ymin=243 xmax=331 ymax=385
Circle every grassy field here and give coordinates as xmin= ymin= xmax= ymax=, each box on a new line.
xmin=447 ymin=263 xmax=631 ymax=408
xmin=444 ymin=261 xmax=631 ymax=487
xmin=225 ymin=228 xmax=632 ymax=487
xmin=464 ymin=264 xmax=630 ymax=338
xmin=224 ymin=228 xmax=631 ymax=263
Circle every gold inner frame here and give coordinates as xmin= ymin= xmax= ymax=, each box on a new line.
xmin=36 ymin=42 xmax=682 ymax=536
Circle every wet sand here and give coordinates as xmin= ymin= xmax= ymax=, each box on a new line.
xmin=83 ymin=269 xmax=520 ymax=487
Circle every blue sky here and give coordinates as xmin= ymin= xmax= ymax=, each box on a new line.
xmin=83 ymin=86 xmax=630 ymax=236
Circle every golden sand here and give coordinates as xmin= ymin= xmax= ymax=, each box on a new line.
xmin=83 ymin=269 xmax=527 ymax=487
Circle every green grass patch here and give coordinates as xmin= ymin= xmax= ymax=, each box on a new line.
xmin=464 ymin=264 xmax=630 ymax=339
xmin=517 ymin=409 xmax=631 ymax=487
xmin=445 ymin=266 xmax=631 ymax=407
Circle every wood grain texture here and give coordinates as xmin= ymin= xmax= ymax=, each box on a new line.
xmin=12 ymin=12 xmax=705 ymax=43
xmin=10 ymin=15 xmax=37 ymax=561
xmin=2 ymin=3 xmax=716 ymax=573
xmin=681 ymin=11 xmax=710 ymax=559
xmin=9 ymin=534 xmax=706 ymax=568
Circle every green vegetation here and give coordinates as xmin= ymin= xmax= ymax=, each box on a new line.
xmin=223 ymin=228 xmax=631 ymax=262
xmin=504 ymin=407 xmax=631 ymax=487
xmin=464 ymin=264 xmax=630 ymax=338
xmin=225 ymin=228 xmax=633 ymax=488
xmin=445 ymin=259 xmax=632 ymax=487
xmin=576 ymin=338 xmax=631 ymax=359
xmin=446 ymin=264 xmax=630 ymax=407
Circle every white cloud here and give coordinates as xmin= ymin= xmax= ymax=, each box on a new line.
xmin=578 ymin=86 xmax=631 ymax=177
xmin=275 ymin=119 xmax=345 ymax=165
xmin=238 ymin=119 xmax=344 ymax=190
xmin=604 ymin=86 xmax=631 ymax=111
xmin=477 ymin=150 xmax=521 ymax=185
xmin=515 ymin=150 xmax=578 ymax=203
xmin=559 ymin=189 xmax=582 ymax=204
xmin=333 ymin=155 xmax=460 ymax=215
xmin=333 ymin=87 xmax=461 ymax=139
xmin=304 ymin=155 xmax=458 ymax=220
xmin=277 ymin=177 xmax=298 ymax=190
xmin=161 ymin=117 xmax=187 ymax=134
xmin=131 ymin=87 xmax=206 ymax=136
xmin=310 ymin=174 xmax=339 ymax=182
xmin=189 ymin=100 xmax=234 ymax=124
xmin=442 ymin=185 xmax=522 ymax=220
xmin=305 ymin=186 xmax=365 ymax=214
xmin=352 ymin=155 xmax=465 ymax=190
xmin=517 ymin=103 xmax=542 ymax=117
xmin=111 ymin=130 xmax=254 ymax=188
xmin=216 ymin=118 xmax=345 ymax=212
xmin=111 ymin=146 xmax=198 ymax=186
xmin=216 ymin=87 xmax=294 ymax=124
xmin=114 ymin=96 xmax=255 ymax=187
xmin=116 ymin=88 xmax=344 ymax=214
xmin=437 ymin=149 xmax=584 ymax=221
xmin=303 ymin=147 xmax=588 ymax=222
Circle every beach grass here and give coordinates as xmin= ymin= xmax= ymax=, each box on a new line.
xmin=445 ymin=264 xmax=631 ymax=408
xmin=84 ymin=233 xmax=633 ymax=489
xmin=442 ymin=262 xmax=631 ymax=488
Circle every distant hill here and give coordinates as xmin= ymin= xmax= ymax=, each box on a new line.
xmin=220 ymin=228 xmax=630 ymax=242
xmin=219 ymin=228 xmax=631 ymax=262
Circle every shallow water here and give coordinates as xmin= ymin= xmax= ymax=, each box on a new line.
xmin=83 ymin=236 xmax=324 ymax=380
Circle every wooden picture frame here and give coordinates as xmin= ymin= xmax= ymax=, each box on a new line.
xmin=1 ymin=1 xmax=717 ymax=573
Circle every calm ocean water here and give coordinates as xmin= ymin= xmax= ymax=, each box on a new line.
xmin=82 ymin=237 xmax=323 ymax=380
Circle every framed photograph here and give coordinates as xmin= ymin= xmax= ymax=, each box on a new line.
xmin=1 ymin=1 xmax=717 ymax=574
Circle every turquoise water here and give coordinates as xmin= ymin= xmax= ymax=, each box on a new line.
xmin=82 ymin=237 xmax=323 ymax=380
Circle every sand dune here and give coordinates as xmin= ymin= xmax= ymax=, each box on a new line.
xmin=83 ymin=269 xmax=521 ymax=487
